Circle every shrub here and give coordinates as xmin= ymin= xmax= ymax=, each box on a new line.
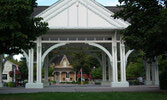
xmin=7 ymin=82 xmax=16 ymax=87
xmin=160 ymin=70 xmax=167 ymax=90
xmin=22 ymin=80 xmax=28 ymax=87
xmin=72 ymin=81 xmax=76 ymax=84
xmin=76 ymin=81 xmax=81 ymax=84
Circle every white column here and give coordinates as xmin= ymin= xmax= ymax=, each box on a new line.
xmin=59 ymin=72 xmax=62 ymax=82
xmin=122 ymin=43 xmax=127 ymax=82
xmin=28 ymin=49 xmax=34 ymax=83
xmin=0 ymin=55 xmax=3 ymax=87
xmin=145 ymin=62 xmax=152 ymax=85
xmin=152 ymin=62 xmax=155 ymax=84
xmin=26 ymin=49 xmax=43 ymax=88
xmin=31 ymin=37 xmax=43 ymax=88
xmin=111 ymin=31 xmax=118 ymax=82
xmin=111 ymin=36 xmax=129 ymax=87
xmin=102 ymin=52 xmax=106 ymax=82
xmin=37 ymin=37 xmax=42 ymax=83
xmin=108 ymin=58 xmax=112 ymax=81
xmin=44 ymin=55 xmax=49 ymax=86
xmin=120 ymin=42 xmax=124 ymax=82
xmin=74 ymin=72 xmax=76 ymax=82
xmin=153 ymin=59 xmax=159 ymax=85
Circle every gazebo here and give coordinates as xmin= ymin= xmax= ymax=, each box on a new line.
xmin=22 ymin=0 xmax=159 ymax=88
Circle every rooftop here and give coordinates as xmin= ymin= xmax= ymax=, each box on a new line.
xmin=31 ymin=6 xmax=121 ymax=17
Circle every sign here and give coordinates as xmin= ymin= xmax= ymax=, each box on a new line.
xmin=2 ymin=74 xmax=7 ymax=80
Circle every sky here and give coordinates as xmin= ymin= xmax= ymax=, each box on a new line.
xmin=14 ymin=0 xmax=119 ymax=61
xmin=37 ymin=0 xmax=119 ymax=6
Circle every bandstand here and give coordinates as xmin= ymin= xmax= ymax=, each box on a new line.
xmin=20 ymin=0 xmax=158 ymax=88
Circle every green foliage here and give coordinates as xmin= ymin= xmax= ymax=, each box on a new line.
xmin=19 ymin=57 xmax=28 ymax=80
xmin=125 ymin=51 xmax=145 ymax=78
xmin=90 ymin=67 xmax=102 ymax=79
xmin=0 ymin=0 xmax=48 ymax=55
xmin=158 ymin=56 xmax=167 ymax=74
xmin=126 ymin=58 xmax=145 ymax=78
xmin=48 ymin=67 xmax=54 ymax=77
xmin=71 ymin=52 xmax=100 ymax=75
xmin=114 ymin=0 xmax=167 ymax=60
xmin=7 ymin=82 xmax=16 ymax=87
xmin=160 ymin=69 xmax=167 ymax=90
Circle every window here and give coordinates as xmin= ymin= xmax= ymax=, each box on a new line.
xmin=66 ymin=72 xmax=70 ymax=78
xmin=2 ymin=74 xmax=7 ymax=80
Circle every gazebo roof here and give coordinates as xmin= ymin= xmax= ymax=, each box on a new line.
xmin=33 ymin=0 xmax=129 ymax=30
xmin=32 ymin=6 xmax=121 ymax=17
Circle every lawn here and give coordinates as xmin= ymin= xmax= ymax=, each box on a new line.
xmin=0 ymin=92 xmax=167 ymax=100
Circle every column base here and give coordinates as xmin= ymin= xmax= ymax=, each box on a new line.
xmin=111 ymin=81 xmax=129 ymax=87
xmin=101 ymin=81 xmax=111 ymax=86
xmin=145 ymin=80 xmax=152 ymax=85
xmin=153 ymin=81 xmax=159 ymax=86
xmin=25 ymin=83 xmax=43 ymax=89
xmin=44 ymin=82 xmax=50 ymax=87
xmin=0 ymin=82 xmax=3 ymax=87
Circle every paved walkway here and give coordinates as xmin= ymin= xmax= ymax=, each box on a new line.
xmin=0 ymin=85 xmax=162 ymax=94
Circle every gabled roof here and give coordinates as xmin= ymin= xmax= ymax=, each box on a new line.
xmin=33 ymin=0 xmax=129 ymax=30
xmin=51 ymin=55 xmax=72 ymax=66
xmin=60 ymin=55 xmax=70 ymax=65
xmin=32 ymin=6 xmax=121 ymax=17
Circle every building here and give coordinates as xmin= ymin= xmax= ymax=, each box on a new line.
xmin=52 ymin=55 xmax=76 ymax=83
xmin=2 ymin=61 xmax=19 ymax=83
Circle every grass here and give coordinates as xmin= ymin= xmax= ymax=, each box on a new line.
xmin=0 ymin=92 xmax=167 ymax=100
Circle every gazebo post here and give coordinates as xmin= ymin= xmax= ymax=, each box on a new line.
xmin=44 ymin=55 xmax=49 ymax=86
xmin=111 ymin=31 xmax=118 ymax=87
xmin=36 ymin=37 xmax=43 ymax=88
xmin=108 ymin=58 xmax=112 ymax=82
xmin=101 ymin=52 xmax=107 ymax=86
xmin=26 ymin=49 xmax=35 ymax=88
xmin=152 ymin=58 xmax=159 ymax=85
xmin=145 ymin=62 xmax=152 ymax=85
xmin=120 ymin=41 xmax=129 ymax=87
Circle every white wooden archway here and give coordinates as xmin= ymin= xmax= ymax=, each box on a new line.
xmin=41 ymin=42 xmax=113 ymax=67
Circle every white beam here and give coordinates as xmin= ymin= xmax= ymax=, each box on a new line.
xmin=34 ymin=40 xmax=121 ymax=44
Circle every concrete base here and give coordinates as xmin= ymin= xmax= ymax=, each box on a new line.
xmin=0 ymin=82 xmax=3 ymax=87
xmin=101 ymin=81 xmax=111 ymax=86
xmin=153 ymin=81 xmax=159 ymax=86
xmin=26 ymin=83 xmax=43 ymax=89
xmin=111 ymin=81 xmax=129 ymax=87
xmin=145 ymin=80 xmax=153 ymax=85
xmin=44 ymin=82 xmax=50 ymax=87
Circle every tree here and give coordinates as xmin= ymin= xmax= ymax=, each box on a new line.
xmin=114 ymin=0 xmax=167 ymax=60
xmin=71 ymin=52 xmax=100 ymax=75
xmin=126 ymin=58 xmax=145 ymax=78
xmin=0 ymin=0 xmax=48 ymax=54
xmin=19 ymin=58 xmax=28 ymax=80
xmin=90 ymin=67 xmax=102 ymax=79
xmin=0 ymin=0 xmax=48 ymax=87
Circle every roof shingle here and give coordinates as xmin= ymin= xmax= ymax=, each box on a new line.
xmin=31 ymin=6 xmax=121 ymax=17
